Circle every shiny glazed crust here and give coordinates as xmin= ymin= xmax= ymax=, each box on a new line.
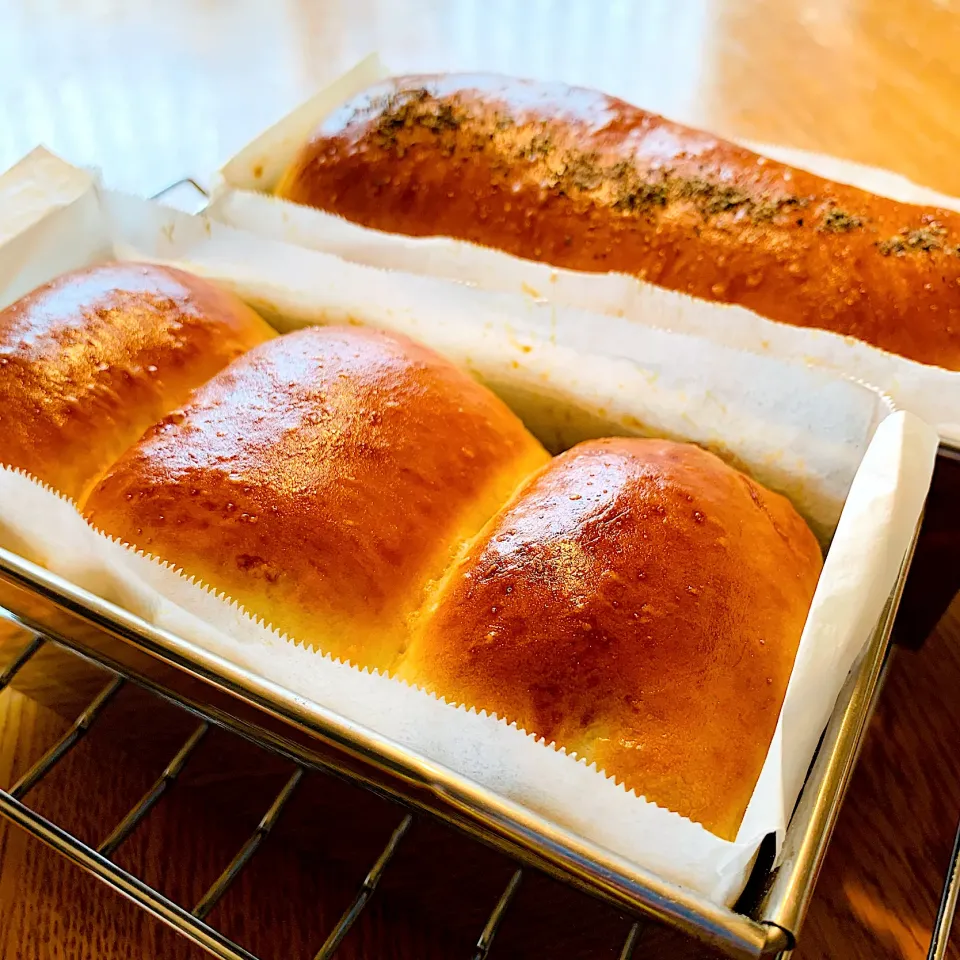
xmin=0 ymin=262 xmax=275 ymax=502
xmin=278 ymin=74 xmax=960 ymax=370
xmin=83 ymin=325 xmax=550 ymax=670
xmin=399 ymin=438 xmax=823 ymax=840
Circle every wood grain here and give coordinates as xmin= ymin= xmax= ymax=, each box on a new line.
xmin=1 ymin=1 xmax=960 ymax=958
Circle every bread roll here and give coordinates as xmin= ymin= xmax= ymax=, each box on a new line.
xmin=278 ymin=74 xmax=960 ymax=370
xmin=400 ymin=438 xmax=823 ymax=840
xmin=0 ymin=263 xmax=275 ymax=502
xmin=83 ymin=325 xmax=549 ymax=669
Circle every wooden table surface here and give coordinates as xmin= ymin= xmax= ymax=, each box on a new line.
xmin=1 ymin=1 xmax=960 ymax=958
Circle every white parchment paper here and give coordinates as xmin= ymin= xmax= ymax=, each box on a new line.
xmin=206 ymin=57 xmax=960 ymax=446
xmin=0 ymin=151 xmax=940 ymax=906
xmin=0 ymin=146 xmax=96 ymax=247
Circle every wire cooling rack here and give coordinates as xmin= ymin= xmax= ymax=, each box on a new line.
xmin=1 ymin=607 xmax=958 ymax=960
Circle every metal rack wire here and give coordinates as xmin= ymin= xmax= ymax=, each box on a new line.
xmin=929 ymin=823 xmax=960 ymax=960
xmin=0 ymin=614 xmax=648 ymax=960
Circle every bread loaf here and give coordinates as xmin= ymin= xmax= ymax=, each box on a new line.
xmin=4 ymin=259 xmax=822 ymax=839
xmin=399 ymin=438 xmax=823 ymax=839
xmin=0 ymin=263 xmax=275 ymax=502
xmin=83 ymin=315 xmax=821 ymax=837
xmin=84 ymin=325 xmax=550 ymax=669
xmin=278 ymin=74 xmax=960 ymax=371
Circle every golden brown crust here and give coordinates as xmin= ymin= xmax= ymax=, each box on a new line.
xmin=83 ymin=325 xmax=550 ymax=670
xmin=399 ymin=438 xmax=822 ymax=840
xmin=279 ymin=74 xmax=960 ymax=370
xmin=0 ymin=262 xmax=275 ymax=502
